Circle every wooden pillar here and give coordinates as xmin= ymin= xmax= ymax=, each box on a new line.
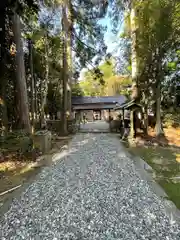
xmin=101 ymin=110 xmax=104 ymax=120
xmin=134 ymin=111 xmax=137 ymax=137
xmin=130 ymin=110 xmax=136 ymax=138
xmin=129 ymin=110 xmax=134 ymax=138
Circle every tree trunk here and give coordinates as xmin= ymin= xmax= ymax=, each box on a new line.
xmin=28 ymin=39 xmax=35 ymax=131
xmin=143 ymin=106 xmax=148 ymax=135
xmin=155 ymin=82 xmax=164 ymax=136
xmin=61 ymin=6 xmax=68 ymax=135
xmin=142 ymin=94 xmax=148 ymax=134
xmin=62 ymin=0 xmax=73 ymax=119
xmin=0 ymin=78 xmax=8 ymax=133
xmin=34 ymin=75 xmax=38 ymax=121
xmin=12 ymin=13 xmax=31 ymax=133
xmin=130 ymin=3 xmax=139 ymax=138
xmin=40 ymin=32 xmax=49 ymax=128
xmin=130 ymin=6 xmax=138 ymax=87
xmin=130 ymin=110 xmax=135 ymax=138
xmin=67 ymin=0 xmax=73 ymax=118
xmin=0 ymin=9 xmax=8 ymax=133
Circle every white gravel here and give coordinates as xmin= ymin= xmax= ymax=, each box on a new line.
xmin=0 ymin=133 xmax=180 ymax=239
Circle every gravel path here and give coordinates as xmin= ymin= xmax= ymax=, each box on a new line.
xmin=80 ymin=121 xmax=109 ymax=132
xmin=1 ymin=133 xmax=180 ymax=239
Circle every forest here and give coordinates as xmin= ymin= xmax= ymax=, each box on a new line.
xmin=72 ymin=59 xmax=132 ymax=98
xmin=0 ymin=0 xmax=179 ymax=138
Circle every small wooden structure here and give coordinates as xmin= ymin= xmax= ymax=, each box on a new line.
xmin=114 ymin=100 xmax=143 ymax=138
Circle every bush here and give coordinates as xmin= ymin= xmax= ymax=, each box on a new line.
xmin=163 ymin=113 xmax=180 ymax=128
xmin=0 ymin=130 xmax=33 ymax=155
xmin=46 ymin=119 xmax=79 ymax=134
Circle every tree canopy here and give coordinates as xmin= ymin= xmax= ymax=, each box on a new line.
xmin=0 ymin=0 xmax=180 ymax=137
xmin=0 ymin=0 xmax=109 ymax=134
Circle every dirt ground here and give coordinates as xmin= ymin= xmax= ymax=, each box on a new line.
xmin=149 ymin=127 xmax=180 ymax=147
xmin=133 ymin=127 xmax=180 ymax=149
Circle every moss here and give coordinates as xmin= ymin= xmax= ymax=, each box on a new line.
xmin=159 ymin=180 xmax=180 ymax=209
xmin=127 ymin=145 xmax=180 ymax=209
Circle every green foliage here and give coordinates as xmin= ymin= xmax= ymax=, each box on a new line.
xmin=77 ymin=59 xmax=115 ymax=96
xmin=74 ymin=58 xmax=132 ymax=98
xmin=0 ymin=130 xmax=33 ymax=154
xmin=79 ymin=78 xmax=102 ymax=96
xmin=167 ymin=62 xmax=177 ymax=71
xmin=110 ymin=0 xmax=180 ymax=106
xmin=3 ymin=0 xmax=179 ymax=135
xmin=99 ymin=59 xmax=115 ymax=80
xmin=0 ymin=0 xmax=109 ymax=134
xmin=72 ymin=83 xmax=84 ymax=97
xmin=106 ymin=75 xmax=132 ymax=97
xmin=163 ymin=113 xmax=180 ymax=128
xmin=72 ymin=0 xmax=108 ymax=68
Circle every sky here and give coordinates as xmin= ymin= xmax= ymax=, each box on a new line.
xmin=99 ymin=17 xmax=120 ymax=54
